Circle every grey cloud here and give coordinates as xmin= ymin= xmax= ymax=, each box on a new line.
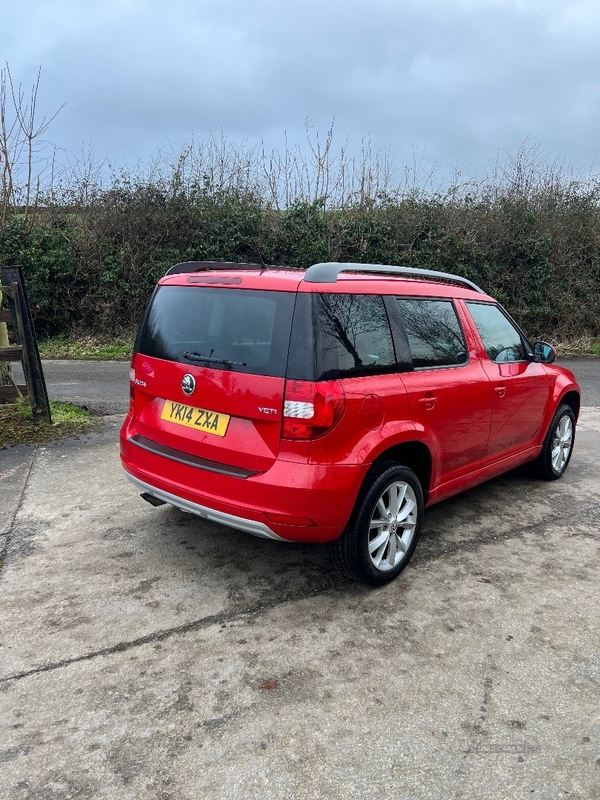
xmin=2 ymin=0 xmax=599 ymax=181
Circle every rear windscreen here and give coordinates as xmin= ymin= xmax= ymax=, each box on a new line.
xmin=137 ymin=286 xmax=296 ymax=377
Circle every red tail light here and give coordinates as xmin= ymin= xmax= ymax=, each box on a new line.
xmin=282 ymin=380 xmax=346 ymax=440
xmin=129 ymin=363 xmax=136 ymax=407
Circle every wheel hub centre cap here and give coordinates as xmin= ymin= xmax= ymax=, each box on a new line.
xmin=391 ymin=521 xmax=398 ymax=533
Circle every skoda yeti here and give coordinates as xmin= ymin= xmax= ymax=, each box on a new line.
xmin=120 ymin=261 xmax=580 ymax=586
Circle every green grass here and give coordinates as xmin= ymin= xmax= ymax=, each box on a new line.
xmin=36 ymin=333 xmax=600 ymax=361
xmin=1 ymin=399 xmax=95 ymax=449
xmin=38 ymin=335 xmax=134 ymax=360
xmin=553 ymin=337 xmax=600 ymax=358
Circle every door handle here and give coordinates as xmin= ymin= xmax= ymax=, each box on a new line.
xmin=494 ymin=385 xmax=507 ymax=397
xmin=418 ymin=395 xmax=438 ymax=409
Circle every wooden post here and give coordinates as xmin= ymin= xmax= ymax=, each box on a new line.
xmin=0 ymin=287 xmax=12 ymax=392
xmin=1 ymin=265 xmax=51 ymax=423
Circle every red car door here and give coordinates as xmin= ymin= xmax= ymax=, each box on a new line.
xmin=393 ymin=297 xmax=493 ymax=486
xmin=464 ymin=301 xmax=551 ymax=463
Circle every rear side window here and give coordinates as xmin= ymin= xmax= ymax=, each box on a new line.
xmin=315 ymin=294 xmax=396 ymax=379
xmin=395 ymin=298 xmax=468 ymax=368
xmin=137 ymin=286 xmax=295 ymax=377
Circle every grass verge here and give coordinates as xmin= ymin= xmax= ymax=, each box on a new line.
xmin=38 ymin=335 xmax=134 ymax=360
xmin=553 ymin=336 xmax=600 ymax=358
xmin=0 ymin=400 xmax=95 ymax=449
xmin=37 ymin=333 xmax=600 ymax=360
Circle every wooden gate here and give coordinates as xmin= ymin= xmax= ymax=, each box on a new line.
xmin=0 ymin=265 xmax=51 ymax=424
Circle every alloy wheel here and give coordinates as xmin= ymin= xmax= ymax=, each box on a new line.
xmin=368 ymin=481 xmax=417 ymax=572
xmin=551 ymin=413 xmax=573 ymax=474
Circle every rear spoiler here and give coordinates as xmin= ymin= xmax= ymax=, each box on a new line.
xmin=165 ymin=261 xmax=276 ymax=276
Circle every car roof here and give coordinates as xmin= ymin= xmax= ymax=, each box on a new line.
xmin=158 ymin=263 xmax=494 ymax=301
xmin=159 ymin=268 xmax=304 ymax=292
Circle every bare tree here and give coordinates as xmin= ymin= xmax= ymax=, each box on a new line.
xmin=0 ymin=62 xmax=65 ymax=229
xmin=0 ymin=63 xmax=64 ymax=389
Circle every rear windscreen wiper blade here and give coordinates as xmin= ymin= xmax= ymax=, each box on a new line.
xmin=183 ymin=350 xmax=247 ymax=367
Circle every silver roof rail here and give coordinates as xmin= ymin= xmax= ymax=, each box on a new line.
xmin=165 ymin=261 xmax=269 ymax=276
xmin=304 ymin=262 xmax=485 ymax=294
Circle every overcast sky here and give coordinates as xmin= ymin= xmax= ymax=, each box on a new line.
xmin=2 ymin=0 xmax=600 ymax=187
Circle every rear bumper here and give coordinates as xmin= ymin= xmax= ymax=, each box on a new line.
xmin=120 ymin=427 xmax=366 ymax=543
xmin=124 ymin=472 xmax=285 ymax=540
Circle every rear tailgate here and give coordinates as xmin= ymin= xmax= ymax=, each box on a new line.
xmin=129 ymin=284 xmax=296 ymax=474
xmin=132 ymin=356 xmax=284 ymax=473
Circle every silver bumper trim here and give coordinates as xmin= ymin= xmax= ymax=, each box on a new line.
xmin=123 ymin=472 xmax=285 ymax=541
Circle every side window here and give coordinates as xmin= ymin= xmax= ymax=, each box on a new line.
xmin=315 ymin=293 xmax=396 ymax=378
xmin=395 ymin=298 xmax=468 ymax=369
xmin=466 ymin=302 xmax=527 ymax=363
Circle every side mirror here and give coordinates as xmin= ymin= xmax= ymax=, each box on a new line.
xmin=533 ymin=341 xmax=556 ymax=364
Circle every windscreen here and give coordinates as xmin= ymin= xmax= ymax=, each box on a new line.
xmin=137 ymin=286 xmax=296 ymax=377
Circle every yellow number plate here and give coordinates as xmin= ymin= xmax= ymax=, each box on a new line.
xmin=161 ymin=400 xmax=230 ymax=437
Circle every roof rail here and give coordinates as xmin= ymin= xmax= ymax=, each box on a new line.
xmin=165 ymin=261 xmax=269 ymax=276
xmin=303 ymin=262 xmax=485 ymax=294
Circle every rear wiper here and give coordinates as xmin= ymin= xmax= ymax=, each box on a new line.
xmin=183 ymin=350 xmax=247 ymax=367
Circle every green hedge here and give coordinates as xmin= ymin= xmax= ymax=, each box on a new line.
xmin=1 ymin=185 xmax=599 ymax=341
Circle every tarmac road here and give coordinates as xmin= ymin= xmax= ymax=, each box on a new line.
xmin=0 ymin=359 xmax=599 ymax=799
xmin=24 ymin=356 xmax=600 ymax=413
xmin=38 ymin=359 xmax=131 ymax=415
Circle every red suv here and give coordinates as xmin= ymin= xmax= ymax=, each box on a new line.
xmin=120 ymin=261 xmax=580 ymax=585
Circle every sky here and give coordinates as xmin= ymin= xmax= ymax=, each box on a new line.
xmin=2 ymin=0 xmax=600 ymax=190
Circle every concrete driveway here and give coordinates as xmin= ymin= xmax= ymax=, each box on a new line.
xmin=1 ymin=362 xmax=599 ymax=799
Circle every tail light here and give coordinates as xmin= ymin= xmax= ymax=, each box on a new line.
xmin=129 ymin=363 xmax=136 ymax=407
xmin=282 ymin=380 xmax=346 ymax=440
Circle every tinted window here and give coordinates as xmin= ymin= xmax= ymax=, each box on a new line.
xmin=466 ymin=302 xmax=527 ymax=362
xmin=315 ymin=294 xmax=396 ymax=378
xmin=137 ymin=286 xmax=295 ymax=377
xmin=286 ymin=293 xmax=316 ymax=381
xmin=395 ymin=298 xmax=468 ymax=368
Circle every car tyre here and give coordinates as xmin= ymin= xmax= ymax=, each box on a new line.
xmin=331 ymin=463 xmax=423 ymax=586
xmin=535 ymin=403 xmax=576 ymax=481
